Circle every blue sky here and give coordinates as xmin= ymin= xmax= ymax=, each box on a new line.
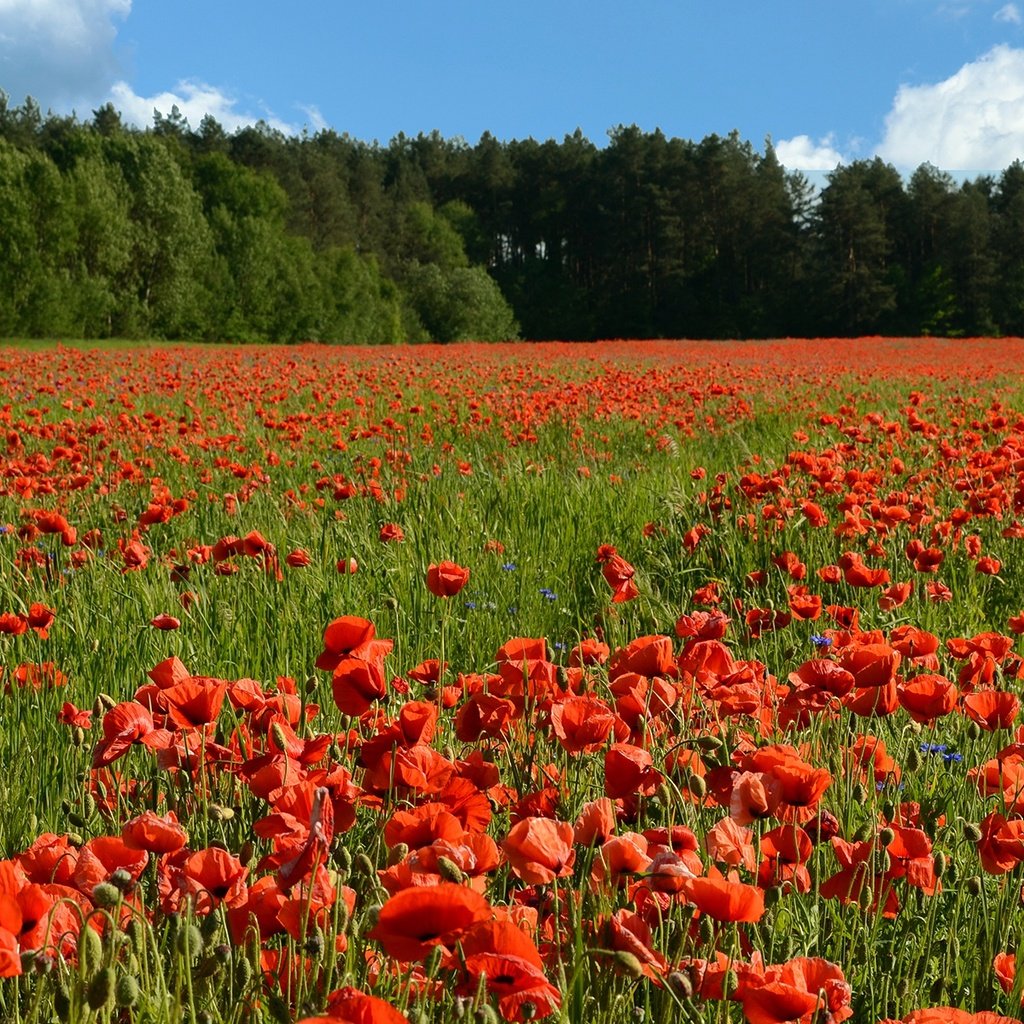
xmin=4 ymin=0 xmax=1024 ymax=171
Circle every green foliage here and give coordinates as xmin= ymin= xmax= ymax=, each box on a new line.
xmin=3 ymin=95 xmax=1024 ymax=341
xmin=404 ymin=262 xmax=520 ymax=342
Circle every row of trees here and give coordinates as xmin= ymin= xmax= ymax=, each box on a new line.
xmin=3 ymin=94 xmax=1024 ymax=341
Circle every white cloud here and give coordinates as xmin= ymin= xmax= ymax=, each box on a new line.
xmin=774 ymin=133 xmax=847 ymax=171
xmin=0 ymin=0 xmax=318 ymax=135
xmin=109 ymin=79 xmax=305 ymax=135
xmin=995 ymin=2 xmax=1022 ymax=23
xmin=0 ymin=0 xmax=129 ymax=109
xmin=877 ymin=44 xmax=1024 ymax=168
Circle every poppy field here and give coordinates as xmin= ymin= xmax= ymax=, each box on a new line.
xmin=3 ymin=337 xmax=1024 ymax=1024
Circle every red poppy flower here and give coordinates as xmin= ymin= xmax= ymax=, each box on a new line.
xmin=368 ymin=882 xmax=491 ymax=961
xmin=379 ymin=523 xmax=405 ymax=543
xmin=549 ymin=695 xmax=625 ymax=754
xmin=0 ymin=613 xmax=26 ymax=637
xmin=961 ymin=690 xmax=1020 ymax=731
xmin=426 ymin=561 xmax=470 ymax=597
xmin=177 ymin=847 xmax=249 ymax=913
xmin=896 ymin=674 xmax=958 ymax=724
xmin=285 ymin=549 xmax=312 ymax=567
xmin=315 ymin=616 xmax=378 ymax=672
xmin=322 ymin=986 xmax=411 ymax=1023
xmin=25 ymin=604 xmax=55 ymax=637
xmin=122 ymin=811 xmax=188 ymax=854
xmin=683 ymin=870 xmax=765 ymax=922
xmin=150 ymin=614 xmax=181 ymax=630
xmin=502 ymin=817 xmax=575 ymax=885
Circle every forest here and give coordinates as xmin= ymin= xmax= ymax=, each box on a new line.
xmin=2 ymin=93 xmax=1023 ymax=343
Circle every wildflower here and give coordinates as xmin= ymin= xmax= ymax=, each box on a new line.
xmin=426 ymin=561 xmax=470 ymax=598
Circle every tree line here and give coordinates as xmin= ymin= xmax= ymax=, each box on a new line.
xmin=3 ymin=93 xmax=1024 ymax=342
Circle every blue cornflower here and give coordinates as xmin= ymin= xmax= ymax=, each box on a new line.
xmin=539 ymin=588 xmax=557 ymax=601
xmin=464 ymin=601 xmax=477 ymax=610
xmin=502 ymin=563 xmax=517 ymax=572
xmin=810 ymin=634 xmax=832 ymax=648
xmin=920 ymin=742 xmax=963 ymax=765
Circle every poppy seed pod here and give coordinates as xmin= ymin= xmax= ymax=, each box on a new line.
xmin=86 ymin=967 xmax=115 ymax=1011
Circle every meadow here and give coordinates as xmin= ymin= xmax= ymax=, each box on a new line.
xmin=0 ymin=337 xmax=1023 ymax=1024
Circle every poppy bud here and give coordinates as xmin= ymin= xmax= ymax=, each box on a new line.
xmin=698 ymin=916 xmax=716 ymax=944
xmin=474 ymin=1007 xmax=500 ymax=1024
xmin=721 ymin=969 xmax=739 ymax=999
xmin=858 ymin=884 xmax=874 ymax=910
xmin=268 ymin=992 xmax=291 ymax=1024
xmin=270 ymin=721 xmax=290 ymax=752
xmin=304 ymin=675 xmax=318 ymax=694
xmin=853 ymin=821 xmax=874 ymax=843
xmin=77 ymin=923 xmax=104 ymax=974
xmin=963 ymin=822 xmax=983 ymax=843
xmin=32 ymin=952 xmax=53 ymax=975
xmin=124 ymin=918 xmax=146 ymax=955
xmin=612 ymin=950 xmax=645 ymax=979
xmin=201 ymin=914 xmax=223 ymax=945
xmin=305 ymin=929 xmax=325 ymax=958
xmin=91 ymin=882 xmax=121 ymax=908
xmin=967 ymin=720 xmax=983 ymax=741
xmin=852 ymin=782 xmax=868 ymax=805
xmin=364 ymin=903 xmax=382 ymax=929
xmin=234 ymin=955 xmax=253 ymax=989
xmin=383 ymin=596 xmax=399 ymax=612
xmin=115 ymin=974 xmax=140 ymax=1008
xmin=695 ymin=734 xmax=726 ymax=753
xmin=929 ymin=977 xmax=945 ymax=1002
xmin=933 ymin=852 xmax=947 ymax=879
xmin=896 ymin=977 xmax=911 ymax=998
xmin=54 ymin=982 xmax=71 ymax=1022
xmin=110 ymin=868 xmax=133 ymax=893
xmin=667 ymin=970 xmax=694 ymax=1000
xmin=208 ymin=803 xmax=234 ymax=823
xmin=96 ymin=693 xmax=117 ymax=712
xmin=437 ymin=857 xmax=465 ymax=884
xmin=881 ymin=800 xmax=896 ymax=821
xmin=966 ymin=875 xmax=984 ymax=896
xmin=333 ymin=845 xmax=353 ymax=872
xmin=354 ymin=853 xmax=375 ymax=877
xmin=196 ymin=954 xmax=223 ymax=980
xmin=424 ymin=945 xmax=444 ymax=977
xmin=175 ymin=924 xmax=203 ymax=958
xmin=764 ymin=884 xmax=784 ymax=908
xmin=68 ymin=812 xmax=88 ymax=829
xmin=86 ymin=966 xmax=115 ymax=1011
xmin=905 ymin=746 xmax=922 ymax=772
xmin=386 ymin=843 xmax=409 ymax=866
xmin=878 ymin=827 xmax=895 ymax=847
xmin=687 ymin=774 xmax=708 ymax=799
xmin=239 ymin=841 xmax=255 ymax=866
xmin=72 ymin=727 xmax=85 ymax=747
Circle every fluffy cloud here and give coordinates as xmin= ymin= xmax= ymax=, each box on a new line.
xmin=109 ymin=80 xmax=308 ymax=135
xmin=0 ymin=0 xmax=316 ymax=134
xmin=0 ymin=0 xmax=129 ymax=108
xmin=995 ymin=3 xmax=1022 ymax=24
xmin=774 ymin=134 xmax=847 ymax=171
xmin=877 ymin=44 xmax=1024 ymax=168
